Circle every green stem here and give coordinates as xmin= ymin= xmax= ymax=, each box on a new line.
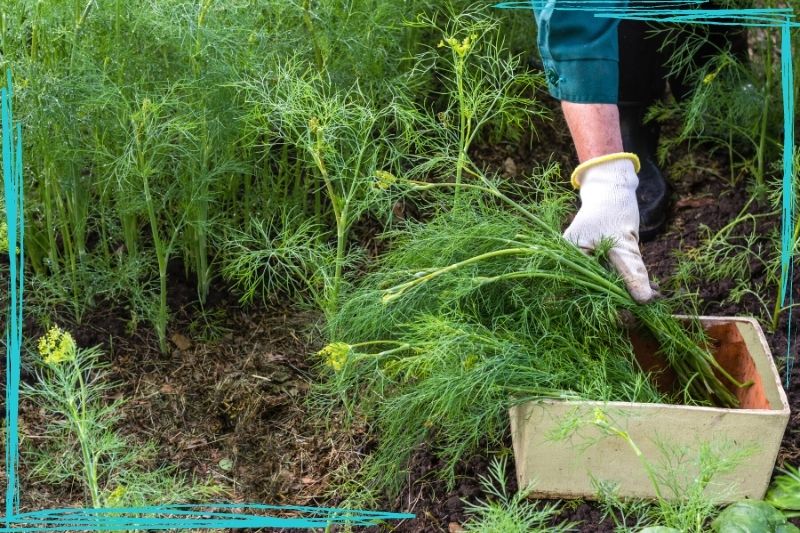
xmin=455 ymin=57 xmax=467 ymax=205
xmin=303 ymin=0 xmax=324 ymax=72
xmin=330 ymin=201 xmax=347 ymax=315
xmin=69 ymin=0 xmax=94 ymax=69
xmin=383 ymin=247 xmax=535 ymax=302
xmin=756 ymin=32 xmax=773 ymax=189
xmin=409 ymin=180 xmax=556 ymax=235
xmin=66 ymin=359 xmax=101 ymax=508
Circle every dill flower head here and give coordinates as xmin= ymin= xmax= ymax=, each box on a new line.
xmin=106 ymin=486 xmax=127 ymax=506
xmin=38 ymin=326 xmax=76 ymax=366
xmin=0 ymin=221 xmax=8 ymax=253
xmin=438 ymin=34 xmax=476 ymax=57
xmin=374 ymin=170 xmax=397 ymax=190
xmin=592 ymin=407 xmax=609 ymax=426
xmin=318 ymin=342 xmax=351 ymax=372
xmin=463 ymin=354 xmax=479 ymax=370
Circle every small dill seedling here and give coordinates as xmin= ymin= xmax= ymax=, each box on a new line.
xmin=461 ymin=455 xmax=577 ymax=532
xmin=23 ymin=326 xmax=223 ymax=508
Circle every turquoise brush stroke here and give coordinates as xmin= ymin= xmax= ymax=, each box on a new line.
xmin=0 ymin=69 xmax=414 ymax=530
xmin=3 ymin=69 xmax=23 ymax=524
xmin=780 ymin=23 xmax=795 ymax=386
xmin=5 ymin=503 xmax=415 ymax=530
xmin=496 ymin=1 xmax=798 ymax=388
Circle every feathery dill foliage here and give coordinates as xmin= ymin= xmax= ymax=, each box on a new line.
xmin=461 ymin=456 xmax=577 ymax=532
xmin=1 ymin=0 xmax=538 ymax=345
xmin=646 ymin=0 xmax=798 ymax=189
xmin=315 ymin=172 xmax=745 ymax=494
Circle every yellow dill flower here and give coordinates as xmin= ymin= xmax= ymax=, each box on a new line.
xmin=593 ymin=407 xmax=608 ymax=426
xmin=463 ymin=354 xmax=479 ymax=370
xmin=374 ymin=170 xmax=397 ymax=190
xmin=106 ymin=485 xmax=127 ymax=506
xmin=439 ymin=34 xmax=475 ymax=57
xmin=38 ymin=326 xmax=76 ymax=366
xmin=0 ymin=222 xmax=8 ymax=253
xmin=308 ymin=116 xmax=321 ymax=134
xmin=318 ymin=342 xmax=351 ymax=371
xmin=455 ymin=34 xmax=472 ymax=56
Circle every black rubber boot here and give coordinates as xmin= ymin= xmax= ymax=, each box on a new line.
xmin=619 ymin=104 xmax=670 ymax=242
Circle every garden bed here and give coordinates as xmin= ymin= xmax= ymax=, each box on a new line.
xmin=7 ymin=121 xmax=796 ymax=532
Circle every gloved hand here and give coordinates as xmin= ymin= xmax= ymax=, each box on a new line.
xmin=563 ymin=153 xmax=657 ymax=304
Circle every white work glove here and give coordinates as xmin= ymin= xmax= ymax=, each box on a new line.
xmin=563 ymin=153 xmax=657 ymax=304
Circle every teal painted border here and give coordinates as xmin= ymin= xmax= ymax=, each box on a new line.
xmin=4 ymin=2 xmax=798 ymax=529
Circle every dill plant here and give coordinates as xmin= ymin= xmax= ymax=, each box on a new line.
xmin=669 ymin=153 xmax=799 ymax=331
xmin=314 ymin=171 xmax=748 ymax=495
xmin=3 ymin=0 xmax=496 ymax=336
xmin=23 ymin=326 xmax=221 ymax=508
xmin=401 ymin=7 xmax=545 ymax=203
xmin=580 ymin=409 xmax=755 ymax=532
xmin=237 ymin=60 xmax=408 ymax=315
xmin=645 ymin=5 xmax=799 ymax=330
xmin=644 ymin=1 xmax=791 ymax=189
xmin=220 ymin=207 xmax=332 ymax=308
xmin=460 ymin=456 xmax=577 ymax=532
xmin=647 ymin=47 xmax=780 ymax=188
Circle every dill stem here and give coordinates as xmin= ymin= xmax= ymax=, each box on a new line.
xmin=757 ymin=32 xmax=773 ymax=189
xmin=66 ymin=360 xmax=101 ymax=508
xmin=409 ymin=180 xmax=555 ymax=235
xmin=385 ymin=247 xmax=535 ymax=297
xmin=455 ymin=56 xmax=466 ymax=205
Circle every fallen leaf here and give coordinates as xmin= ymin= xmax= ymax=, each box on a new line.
xmin=301 ymin=477 xmax=316 ymax=485
xmin=218 ymin=458 xmax=233 ymax=471
xmin=170 ymin=333 xmax=192 ymax=351
xmin=448 ymin=522 xmax=465 ymax=533
xmin=503 ymin=157 xmax=518 ymax=177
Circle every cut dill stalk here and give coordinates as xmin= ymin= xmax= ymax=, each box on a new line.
xmin=317 ymin=179 xmax=752 ymax=495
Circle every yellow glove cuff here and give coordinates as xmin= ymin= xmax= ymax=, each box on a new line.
xmin=570 ymin=152 xmax=641 ymax=189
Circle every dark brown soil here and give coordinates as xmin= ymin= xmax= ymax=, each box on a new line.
xmin=5 ymin=102 xmax=798 ymax=532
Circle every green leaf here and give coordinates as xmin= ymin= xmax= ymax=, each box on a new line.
xmin=767 ymin=465 xmax=800 ymax=512
xmin=218 ymin=458 xmax=233 ymax=472
xmin=712 ymin=501 xmax=795 ymax=533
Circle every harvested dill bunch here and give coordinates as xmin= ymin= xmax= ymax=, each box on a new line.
xmin=316 ymin=179 xmax=748 ymax=494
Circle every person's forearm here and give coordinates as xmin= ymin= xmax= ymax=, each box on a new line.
xmin=561 ymin=102 xmax=623 ymax=163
